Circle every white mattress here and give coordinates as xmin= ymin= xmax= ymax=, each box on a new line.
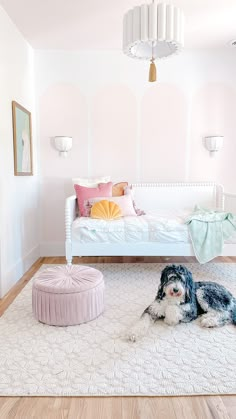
xmin=72 ymin=209 xmax=236 ymax=245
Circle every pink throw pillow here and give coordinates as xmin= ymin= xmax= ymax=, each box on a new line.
xmin=74 ymin=182 xmax=113 ymax=216
xmin=124 ymin=185 xmax=146 ymax=216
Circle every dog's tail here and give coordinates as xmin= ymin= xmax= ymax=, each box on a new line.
xmin=232 ymin=299 xmax=236 ymax=325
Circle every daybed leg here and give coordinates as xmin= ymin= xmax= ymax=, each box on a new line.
xmin=66 ymin=239 xmax=72 ymax=265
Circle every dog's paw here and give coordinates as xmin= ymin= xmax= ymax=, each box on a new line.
xmin=164 ymin=305 xmax=182 ymax=326
xmin=128 ymin=333 xmax=137 ymax=342
xmin=164 ymin=317 xmax=179 ymax=326
xmin=200 ymin=315 xmax=218 ymax=328
xmin=124 ymin=329 xmax=139 ymax=342
xmin=126 ymin=326 xmax=142 ymax=342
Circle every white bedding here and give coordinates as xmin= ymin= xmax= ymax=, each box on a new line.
xmin=72 ymin=209 xmax=236 ymax=245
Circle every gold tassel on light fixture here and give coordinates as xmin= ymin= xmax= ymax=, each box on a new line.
xmin=148 ymin=59 xmax=156 ymax=82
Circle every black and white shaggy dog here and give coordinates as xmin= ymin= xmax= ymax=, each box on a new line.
xmin=128 ymin=264 xmax=236 ymax=342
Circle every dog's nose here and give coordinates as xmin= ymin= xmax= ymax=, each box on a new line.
xmin=173 ymin=287 xmax=179 ymax=293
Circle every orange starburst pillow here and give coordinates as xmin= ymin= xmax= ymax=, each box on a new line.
xmin=90 ymin=200 xmax=122 ymax=220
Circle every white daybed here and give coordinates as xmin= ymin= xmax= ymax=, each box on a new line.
xmin=65 ymin=182 xmax=236 ymax=264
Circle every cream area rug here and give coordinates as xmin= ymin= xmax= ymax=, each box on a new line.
xmin=0 ymin=263 xmax=236 ymax=396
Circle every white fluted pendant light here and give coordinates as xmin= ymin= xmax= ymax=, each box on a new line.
xmin=123 ymin=1 xmax=184 ymax=82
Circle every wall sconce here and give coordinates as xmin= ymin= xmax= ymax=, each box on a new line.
xmin=54 ymin=136 xmax=72 ymax=157
xmin=204 ymin=136 xmax=224 ymax=157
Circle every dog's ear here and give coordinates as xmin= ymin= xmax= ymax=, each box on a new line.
xmin=184 ymin=268 xmax=194 ymax=304
xmin=156 ymin=283 xmax=165 ymax=300
xmin=156 ymin=266 xmax=171 ymax=300
xmin=160 ymin=265 xmax=173 ymax=285
xmin=177 ymin=264 xmax=190 ymax=276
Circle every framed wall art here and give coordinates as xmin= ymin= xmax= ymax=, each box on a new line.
xmin=12 ymin=101 xmax=33 ymax=176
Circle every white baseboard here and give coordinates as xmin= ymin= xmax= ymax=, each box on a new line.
xmin=0 ymin=245 xmax=40 ymax=298
xmin=40 ymin=242 xmax=65 ymax=257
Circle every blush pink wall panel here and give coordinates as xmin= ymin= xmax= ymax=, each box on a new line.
xmin=39 ymin=84 xmax=88 ymax=244
xmin=39 ymin=83 xmax=88 ymax=177
xmin=189 ymin=83 xmax=236 ymax=191
xmin=140 ymin=84 xmax=187 ymax=182
xmin=91 ymin=85 xmax=137 ymax=182
xmin=40 ymin=177 xmax=69 ymax=242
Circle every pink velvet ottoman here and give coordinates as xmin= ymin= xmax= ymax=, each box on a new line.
xmin=32 ymin=265 xmax=104 ymax=326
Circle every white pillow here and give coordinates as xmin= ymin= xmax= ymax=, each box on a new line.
xmin=72 ymin=176 xmax=110 ymax=188
xmin=88 ymin=195 xmax=137 ymax=217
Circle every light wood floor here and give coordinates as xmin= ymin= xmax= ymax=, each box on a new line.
xmin=0 ymin=256 xmax=236 ymax=419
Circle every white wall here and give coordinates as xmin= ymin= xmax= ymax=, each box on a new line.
xmin=0 ymin=6 xmax=40 ymax=297
xmin=35 ymin=48 xmax=236 ymax=256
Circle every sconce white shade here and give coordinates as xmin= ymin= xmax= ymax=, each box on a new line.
xmin=204 ymin=136 xmax=224 ymax=157
xmin=54 ymin=136 xmax=72 ymax=157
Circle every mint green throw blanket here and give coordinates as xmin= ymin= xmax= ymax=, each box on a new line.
xmin=185 ymin=206 xmax=236 ymax=264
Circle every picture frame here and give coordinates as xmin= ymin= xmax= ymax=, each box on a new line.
xmin=12 ymin=101 xmax=33 ymax=176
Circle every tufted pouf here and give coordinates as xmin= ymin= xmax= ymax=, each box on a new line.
xmin=32 ymin=265 xmax=104 ymax=326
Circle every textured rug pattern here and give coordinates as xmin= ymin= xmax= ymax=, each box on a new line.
xmin=0 ymin=263 xmax=236 ymax=396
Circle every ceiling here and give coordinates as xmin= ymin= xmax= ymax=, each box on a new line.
xmin=1 ymin=0 xmax=236 ymax=50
